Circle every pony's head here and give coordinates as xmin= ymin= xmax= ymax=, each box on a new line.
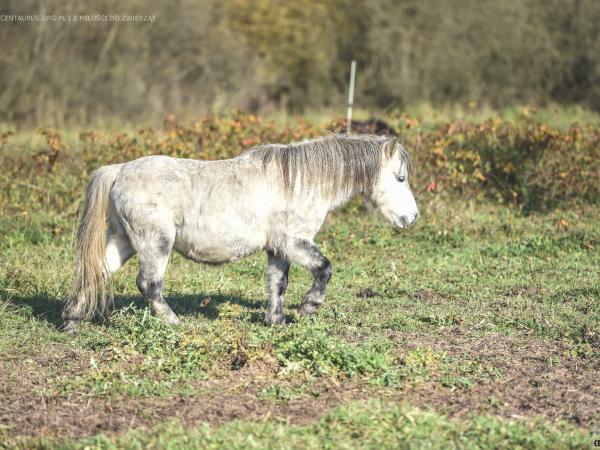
xmin=248 ymin=134 xmax=419 ymax=230
xmin=369 ymin=142 xmax=419 ymax=230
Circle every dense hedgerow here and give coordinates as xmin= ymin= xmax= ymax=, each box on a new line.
xmin=402 ymin=118 xmax=600 ymax=211
xmin=0 ymin=114 xmax=598 ymax=229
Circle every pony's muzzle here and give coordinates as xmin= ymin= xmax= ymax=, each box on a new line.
xmin=395 ymin=212 xmax=419 ymax=229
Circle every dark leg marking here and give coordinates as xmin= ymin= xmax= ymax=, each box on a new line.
xmin=136 ymin=277 xmax=164 ymax=300
xmin=134 ymin=231 xmax=179 ymax=325
xmin=264 ymin=250 xmax=290 ymax=325
xmin=137 ymin=271 xmax=180 ymax=325
xmin=283 ymin=238 xmax=333 ymax=317
xmin=299 ymin=254 xmax=332 ymax=316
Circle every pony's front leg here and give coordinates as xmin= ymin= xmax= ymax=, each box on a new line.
xmin=285 ymin=238 xmax=333 ymax=317
xmin=264 ymin=251 xmax=290 ymax=325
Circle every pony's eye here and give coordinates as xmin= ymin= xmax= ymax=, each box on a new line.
xmin=397 ymin=175 xmax=406 ymax=183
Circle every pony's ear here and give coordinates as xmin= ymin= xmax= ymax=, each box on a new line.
xmin=396 ymin=141 xmax=412 ymax=175
xmin=382 ymin=137 xmax=399 ymax=159
xmin=385 ymin=137 xmax=411 ymax=174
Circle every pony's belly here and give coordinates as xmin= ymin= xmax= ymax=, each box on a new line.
xmin=173 ymin=233 xmax=263 ymax=264
xmin=173 ymin=204 xmax=269 ymax=264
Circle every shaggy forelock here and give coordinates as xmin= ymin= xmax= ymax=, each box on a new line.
xmin=244 ymin=134 xmax=410 ymax=198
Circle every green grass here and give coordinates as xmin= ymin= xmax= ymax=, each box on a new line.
xmin=1 ymin=107 xmax=600 ymax=448
xmin=297 ymin=102 xmax=600 ymax=132
xmin=1 ymin=198 xmax=598 ymax=448
xmin=399 ymin=102 xmax=600 ymax=131
xmin=10 ymin=401 xmax=590 ymax=450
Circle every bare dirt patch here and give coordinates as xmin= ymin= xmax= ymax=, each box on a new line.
xmin=1 ymin=330 xmax=598 ymax=442
xmin=387 ymin=328 xmax=600 ymax=428
xmin=0 ymin=347 xmax=371 ymax=441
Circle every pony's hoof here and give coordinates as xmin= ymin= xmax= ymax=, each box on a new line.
xmin=162 ymin=314 xmax=181 ymax=326
xmin=151 ymin=304 xmax=181 ymax=325
xmin=264 ymin=313 xmax=285 ymax=326
xmin=62 ymin=320 xmax=80 ymax=334
xmin=298 ymin=303 xmax=319 ymax=316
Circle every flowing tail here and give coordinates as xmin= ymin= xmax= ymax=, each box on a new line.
xmin=63 ymin=164 xmax=122 ymax=326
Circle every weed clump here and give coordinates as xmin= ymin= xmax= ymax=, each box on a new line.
xmin=273 ymin=321 xmax=391 ymax=378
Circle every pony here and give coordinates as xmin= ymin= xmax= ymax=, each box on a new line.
xmin=62 ymin=134 xmax=419 ymax=332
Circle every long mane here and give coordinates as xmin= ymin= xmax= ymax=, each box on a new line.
xmin=243 ymin=134 xmax=410 ymax=199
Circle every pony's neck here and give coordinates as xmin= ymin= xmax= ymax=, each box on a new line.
xmin=324 ymin=185 xmax=366 ymax=212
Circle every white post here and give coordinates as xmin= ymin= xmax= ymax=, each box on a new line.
xmin=346 ymin=60 xmax=356 ymax=134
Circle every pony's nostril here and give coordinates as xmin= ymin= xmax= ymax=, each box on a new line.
xmin=413 ymin=212 xmax=420 ymax=223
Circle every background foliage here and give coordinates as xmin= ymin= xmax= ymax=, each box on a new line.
xmin=1 ymin=0 xmax=600 ymax=125
xmin=2 ymin=112 xmax=598 ymax=230
xmin=1 ymin=2 xmax=600 ymax=447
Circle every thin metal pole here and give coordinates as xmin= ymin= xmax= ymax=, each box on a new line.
xmin=346 ymin=60 xmax=356 ymax=134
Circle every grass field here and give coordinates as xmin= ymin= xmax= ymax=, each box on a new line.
xmin=0 ymin=112 xmax=599 ymax=448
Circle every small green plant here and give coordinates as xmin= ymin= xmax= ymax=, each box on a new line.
xmin=439 ymin=375 xmax=473 ymax=389
xmin=273 ymin=321 xmax=391 ymax=378
xmin=259 ymin=384 xmax=297 ymax=403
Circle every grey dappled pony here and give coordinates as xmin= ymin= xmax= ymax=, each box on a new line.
xmin=62 ymin=134 xmax=419 ymax=332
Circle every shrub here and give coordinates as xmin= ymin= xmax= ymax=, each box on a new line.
xmin=1 ymin=114 xmax=598 ymax=230
xmin=402 ymin=118 xmax=600 ymax=211
xmin=273 ymin=321 xmax=391 ymax=377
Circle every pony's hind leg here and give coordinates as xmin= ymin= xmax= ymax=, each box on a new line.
xmin=264 ymin=251 xmax=290 ymax=325
xmin=105 ymin=232 xmax=135 ymax=274
xmin=281 ymin=238 xmax=332 ymax=318
xmin=63 ymin=230 xmax=134 ymax=333
xmin=135 ymin=235 xmax=180 ymax=325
